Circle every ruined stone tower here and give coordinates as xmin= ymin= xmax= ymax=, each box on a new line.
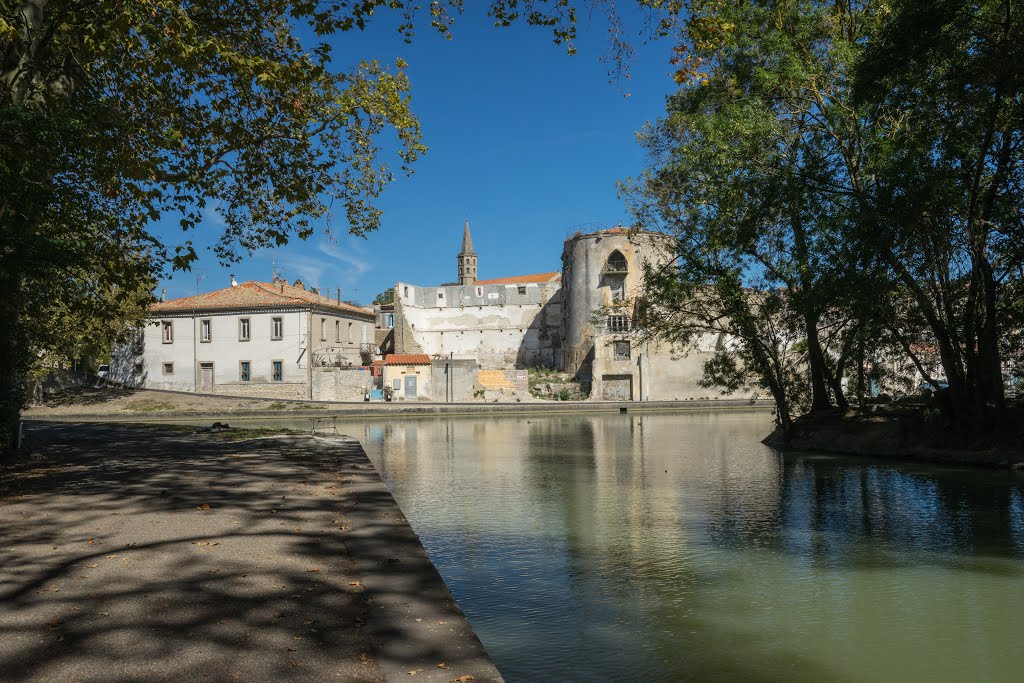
xmin=457 ymin=219 xmax=478 ymax=285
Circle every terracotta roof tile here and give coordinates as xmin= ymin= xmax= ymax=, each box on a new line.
xmin=151 ymin=281 xmax=374 ymax=318
xmin=383 ymin=354 xmax=432 ymax=365
xmin=472 ymin=272 xmax=561 ymax=285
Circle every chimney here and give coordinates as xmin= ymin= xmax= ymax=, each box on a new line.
xmin=230 ymin=274 xmax=238 ymax=287
xmin=160 ymin=288 xmax=166 ymax=302
xmin=337 ymin=288 xmax=341 ymax=304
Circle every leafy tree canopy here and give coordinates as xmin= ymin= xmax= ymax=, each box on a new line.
xmin=372 ymin=288 xmax=395 ymax=306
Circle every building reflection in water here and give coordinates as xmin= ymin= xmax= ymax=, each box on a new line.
xmin=353 ymin=411 xmax=1024 ymax=683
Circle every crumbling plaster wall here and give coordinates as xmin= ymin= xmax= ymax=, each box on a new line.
xmin=394 ymin=281 xmax=561 ymax=369
xmin=561 ymin=230 xmax=675 ymax=380
xmin=590 ymin=333 xmax=756 ymax=401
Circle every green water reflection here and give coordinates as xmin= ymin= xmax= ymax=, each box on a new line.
xmin=203 ymin=411 xmax=1024 ymax=682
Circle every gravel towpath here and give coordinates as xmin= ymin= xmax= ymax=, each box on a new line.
xmin=0 ymin=423 xmax=502 ymax=683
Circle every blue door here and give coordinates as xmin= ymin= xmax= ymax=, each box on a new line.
xmin=404 ymin=375 xmax=417 ymax=398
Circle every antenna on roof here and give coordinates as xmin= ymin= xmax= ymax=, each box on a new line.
xmin=194 ymin=272 xmax=206 ymax=295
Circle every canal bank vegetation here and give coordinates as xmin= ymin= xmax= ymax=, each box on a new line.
xmin=627 ymin=0 xmax=1024 ymax=457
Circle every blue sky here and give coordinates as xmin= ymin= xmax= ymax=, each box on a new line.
xmin=156 ymin=5 xmax=679 ymax=304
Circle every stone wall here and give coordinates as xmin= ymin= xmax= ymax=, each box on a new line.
xmin=210 ymin=382 xmax=308 ymax=400
xmin=311 ymin=367 xmax=372 ymax=402
xmin=429 ymin=359 xmax=479 ymax=401
xmin=394 ymin=281 xmax=561 ymax=369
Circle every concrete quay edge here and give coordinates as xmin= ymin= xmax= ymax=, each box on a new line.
xmin=24 ymin=399 xmax=776 ymax=424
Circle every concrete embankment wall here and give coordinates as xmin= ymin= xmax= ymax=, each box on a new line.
xmin=25 ymin=398 xmax=776 ymax=424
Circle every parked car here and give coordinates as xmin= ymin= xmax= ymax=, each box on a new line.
xmin=917 ymin=380 xmax=948 ymax=393
xmin=96 ymin=364 xmax=110 ymax=382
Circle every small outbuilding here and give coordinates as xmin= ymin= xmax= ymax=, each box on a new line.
xmin=382 ymin=354 xmax=433 ymax=400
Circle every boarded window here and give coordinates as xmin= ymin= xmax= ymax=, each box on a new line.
xmin=613 ymin=341 xmax=630 ymax=360
xmin=272 ymin=360 xmax=283 ymax=382
xmin=240 ymin=361 xmax=250 ymax=382
xmin=162 ymin=362 xmax=174 ymax=375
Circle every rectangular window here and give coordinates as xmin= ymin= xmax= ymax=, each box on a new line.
xmin=239 ymin=361 xmax=251 ymax=382
xmin=475 ymin=286 xmax=482 ymax=296
xmin=161 ymin=321 xmax=173 ymax=344
xmin=607 ymin=315 xmax=630 ymax=333
xmin=385 ymin=313 xmax=394 ymax=328
xmin=272 ymin=360 xmax=283 ymax=382
xmin=517 ymin=286 xmax=527 ymax=295
xmin=335 ymin=320 xmax=340 ymax=342
xmin=348 ymin=322 xmax=353 ymax=342
xmin=162 ymin=362 xmax=174 ymax=375
xmin=272 ymin=317 xmax=283 ymax=340
xmin=392 ymin=379 xmax=401 ymax=391
xmin=200 ymin=319 xmax=211 ymax=343
xmin=613 ymin=340 xmax=631 ymax=361
xmin=320 ymin=317 xmax=326 ymax=341
xmin=134 ymin=361 xmax=143 ymax=375
xmin=239 ymin=317 xmax=251 ymax=341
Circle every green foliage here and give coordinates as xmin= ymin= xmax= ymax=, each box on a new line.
xmin=631 ymin=0 xmax=1024 ymax=438
xmin=372 ymin=288 xmax=395 ymax=306
xmin=0 ymin=0 xmax=686 ymax=450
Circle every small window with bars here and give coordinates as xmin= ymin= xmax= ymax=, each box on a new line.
xmin=607 ymin=315 xmax=630 ymax=333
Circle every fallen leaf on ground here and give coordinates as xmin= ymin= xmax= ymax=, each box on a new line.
xmin=230 ymin=673 xmax=241 ymax=680
xmin=407 ymin=669 xmax=423 ymax=676
xmin=348 ymin=581 xmax=361 ymax=587
xmin=85 ymin=563 xmax=98 ymax=569
xmin=437 ymin=662 xmax=448 ymax=669
xmin=47 ymin=618 xmax=64 ymax=627
xmin=196 ymin=504 xmax=211 ymax=510
xmin=287 ymin=647 xmax=297 ymax=652
xmin=305 ymin=567 xmax=320 ymax=573
xmin=87 ymin=538 xmax=95 ymax=545
xmin=105 ymin=555 xmax=117 ymax=559
xmin=450 ymin=676 xmax=474 ymax=682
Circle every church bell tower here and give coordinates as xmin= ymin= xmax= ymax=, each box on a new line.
xmin=457 ymin=219 xmax=477 ymax=285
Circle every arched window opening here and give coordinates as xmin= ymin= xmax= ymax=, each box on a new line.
xmin=606 ymin=250 xmax=628 ymax=274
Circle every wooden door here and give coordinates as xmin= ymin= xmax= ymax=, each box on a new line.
xmin=199 ymin=363 xmax=214 ymax=391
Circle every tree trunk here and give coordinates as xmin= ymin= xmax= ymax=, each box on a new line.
xmin=0 ymin=259 xmax=27 ymax=453
xmin=803 ymin=308 xmax=833 ymax=412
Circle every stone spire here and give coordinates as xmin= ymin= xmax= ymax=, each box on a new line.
xmin=457 ymin=219 xmax=478 ymax=285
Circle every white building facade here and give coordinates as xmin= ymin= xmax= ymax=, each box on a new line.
xmin=112 ymin=279 xmax=376 ymax=400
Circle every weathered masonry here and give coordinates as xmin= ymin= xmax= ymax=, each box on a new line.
xmin=394 ymin=224 xmax=749 ymax=401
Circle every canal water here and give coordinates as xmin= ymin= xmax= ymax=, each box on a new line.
xmin=220 ymin=410 xmax=1024 ymax=681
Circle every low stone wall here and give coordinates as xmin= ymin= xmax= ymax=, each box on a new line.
xmin=430 ymin=359 xmax=478 ymax=402
xmin=210 ymin=382 xmax=307 ymax=400
xmin=29 ymin=370 xmax=94 ymax=403
xmin=311 ymin=367 xmax=372 ymax=402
